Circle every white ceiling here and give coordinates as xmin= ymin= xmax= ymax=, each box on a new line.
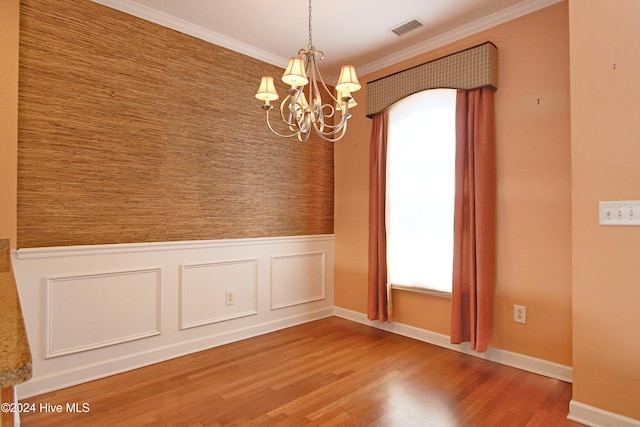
xmin=92 ymin=0 xmax=561 ymax=80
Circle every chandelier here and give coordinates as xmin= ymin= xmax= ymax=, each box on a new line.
xmin=255 ymin=0 xmax=361 ymax=143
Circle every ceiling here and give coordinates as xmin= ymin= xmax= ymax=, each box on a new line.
xmin=92 ymin=0 xmax=560 ymax=80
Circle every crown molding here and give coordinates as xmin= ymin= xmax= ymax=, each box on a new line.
xmin=358 ymin=0 xmax=564 ymax=76
xmin=90 ymin=0 xmax=288 ymax=68
xmin=357 ymin=0 xmax=563 ymax=76
xmin=91 ymin=0 xmax=563 ymax=79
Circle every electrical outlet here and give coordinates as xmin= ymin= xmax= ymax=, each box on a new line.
xmin=514 ymin=304 xmax=526 ymax=324
xmin=225 ymin=290 xmax=235 ymax=306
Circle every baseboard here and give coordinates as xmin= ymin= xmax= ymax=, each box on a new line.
xmin=16 ymin=308 xmax=333 ymax=399
xmin=333 ymin=307 xmax=573 ymax=383
xmin=569 ymin=400 xmax=640 ymax=427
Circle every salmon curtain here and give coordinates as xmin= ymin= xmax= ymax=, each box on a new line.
xmin=367 ymin=110 xmax=392 ymax=322
xmin=450 ymin=87 xmax=496 ymax=352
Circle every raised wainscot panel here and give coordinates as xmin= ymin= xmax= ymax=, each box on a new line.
xmin=270 ymin=252 xmax=326 ymax=310
xmin=46 ymin=268 xmax=162 ymax=358
xmin=180 ymin=259 xmax=258 ymax=329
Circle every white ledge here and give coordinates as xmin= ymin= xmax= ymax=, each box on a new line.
xmin=15 ymin=234 xmax=335 ymax=259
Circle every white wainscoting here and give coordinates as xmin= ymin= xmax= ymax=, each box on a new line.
xmin=180 ymin=259 xmax=258 ymax=329
xmin=270 ymin=252 xmax=325 ymax=310
xmin=46 ymin=268 xmax=162 ymax=358
xmin=12 ymin=235 xmax=334 ymax=399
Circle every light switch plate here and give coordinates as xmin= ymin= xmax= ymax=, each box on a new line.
xmin=599 ymin=201 xmax=640 ymax=226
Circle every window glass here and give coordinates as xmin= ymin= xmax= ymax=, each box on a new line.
xmin=386 ymin=89 xmax=456 ymax=293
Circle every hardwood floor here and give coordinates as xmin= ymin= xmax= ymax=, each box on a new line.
xmin=20 ymin=317 xmax=581 ymax=426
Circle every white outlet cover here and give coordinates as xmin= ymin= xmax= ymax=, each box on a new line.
xmin=514 ymin=304 xmax=527 ymax=324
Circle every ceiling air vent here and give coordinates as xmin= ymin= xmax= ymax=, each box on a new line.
xmin=390 ymin=18 xmax=424 ymax=36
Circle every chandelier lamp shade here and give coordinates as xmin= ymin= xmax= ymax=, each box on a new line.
xmin=255 ymin=0 xmax=361 ymax=142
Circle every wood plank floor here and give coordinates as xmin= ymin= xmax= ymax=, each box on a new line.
xmin=20 ymin=317 xmax=582 ymax=426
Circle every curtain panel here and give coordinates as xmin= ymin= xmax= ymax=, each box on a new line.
xmin=450 ymin=88 xmax=496 ymax=352
xmin=367 ymin=111 xmax=392 ymax=322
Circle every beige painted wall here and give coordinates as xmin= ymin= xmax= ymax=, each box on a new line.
xmin=0 ymin=0 xmax=19 ymax=248
xmin=569 ymin=0 xmax=640 ymax=420
xmin=335 ymin=2 xmax=573 ymax=365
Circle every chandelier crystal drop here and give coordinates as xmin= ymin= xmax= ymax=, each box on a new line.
xmin=255 ymin=0 xmax=361 ymax=143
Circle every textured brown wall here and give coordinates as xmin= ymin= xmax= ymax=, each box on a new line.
xmin=17 ymin=0 xmax=334 ymax=248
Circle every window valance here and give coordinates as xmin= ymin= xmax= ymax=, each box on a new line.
xmin=366 ymin=42 xmax=498 ymax=118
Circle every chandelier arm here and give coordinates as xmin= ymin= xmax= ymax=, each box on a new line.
xmin=313 ymin=114 xmax=348 ymax=132
xmin=306 ymin=56 xmax=319 ymax=123
xmin=297 ymin=128 xmax=312 ymax=143
xmin=308 ymin=51 xmax=342 ymax=107
xmin=312 ymin=119 xmax=348 ymax=143
xmin=296 ymin=109 xmax=311 ymax=135
xmin=288 ymin=104 xmax=301 ymax=131
xmin=265 ymin=109 xmax=302 ymax=139
xmin=314 ymin=115 xmax=348 ymax=133
xmin=331 ymin=104 xmax=352 ymax=128
xmin=307 ymin=53 xmax=351 ymax=138
xmin=307 ymin=55 xmax=331 ymax=134
xmin=287 ymin=91 xmax=309 ymax=135
xmin=279 ymin=94 xmax=300 ymax=128
xmin=312 ymin=104 xmax=351 ymax=136
xmin=310 ymin=97 xmax=324 ymax=128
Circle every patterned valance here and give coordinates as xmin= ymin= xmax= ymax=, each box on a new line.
xmin=366 ymin=42 xmax=498 ymax=117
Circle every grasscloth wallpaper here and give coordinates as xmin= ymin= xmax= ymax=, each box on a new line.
xmin=18 ymin=0 xmax=334 ymax=248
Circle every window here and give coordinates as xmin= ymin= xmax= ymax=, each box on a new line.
xmin=386 ymin=89 xmax=457 ymax=294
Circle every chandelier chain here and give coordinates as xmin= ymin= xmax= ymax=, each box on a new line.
xmin=308 ymin=0 xmax=313 ymax=49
